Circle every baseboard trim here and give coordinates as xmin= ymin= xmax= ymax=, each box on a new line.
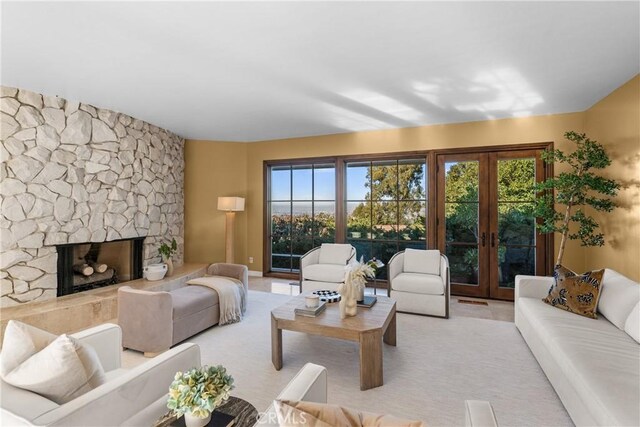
xmin=249 ymin=270 xmax=263 ymax=277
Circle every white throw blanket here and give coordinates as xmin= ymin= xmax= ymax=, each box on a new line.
xmin=186 ymin=276 xmax=245 ymax=325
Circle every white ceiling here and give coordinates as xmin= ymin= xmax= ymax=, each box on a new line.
xmin=2 ymin=1 xmax=638 ymax=142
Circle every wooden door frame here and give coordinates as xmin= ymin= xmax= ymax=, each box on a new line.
xmin=435 ymin=142 xmax=553 ymax=300
xmin=488 ymin=149 xmax=548 ymax=300
xmin=437 ymin=152 xmax=490 ymax=298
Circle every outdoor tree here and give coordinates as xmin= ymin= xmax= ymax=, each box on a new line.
xmin=534 ymin=131 xmax=619 ymax=267
xmin=348 ymin=162 xmax=425 ymax=239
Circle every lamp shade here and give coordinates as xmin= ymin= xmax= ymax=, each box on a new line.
xmin=217 ymin=196 xmax=245 ymax=211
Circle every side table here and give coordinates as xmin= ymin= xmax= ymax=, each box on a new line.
xmin=155 ymin=396 xmax=258 ymax=427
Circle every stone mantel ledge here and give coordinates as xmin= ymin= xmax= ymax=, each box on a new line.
xmin=0 ymin=263 xmax=207 ymax=342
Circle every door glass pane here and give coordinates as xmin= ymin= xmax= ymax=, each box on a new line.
xmin=498 ymin=204 xmax=535 ymax=245
xmin=445 ymin=161 xmax=478 ymax=202
xmin=496 ymin=157 xmax=537 ymax=289
xmin=498 ymin=246 xmax=535 ymax=288
xmin=445 ymin=203 xmax=478 ymax=243
xmin=271 ymin=167 xmax=290 ymax=200
xmin=292 ymin=166 xmax=312 ymax=200
xmin=498 ymin=158 xmax=535 ymax=201
xmin=446 ymin=244 xmax=479 ymax=285
xmin=444 ymin=160 xmax=480 ymax=287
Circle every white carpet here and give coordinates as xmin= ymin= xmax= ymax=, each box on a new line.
xmin=124 ymin=291 xmax=572 ymax=426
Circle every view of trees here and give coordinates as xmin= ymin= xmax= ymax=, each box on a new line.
xmin=445 ymin=159 xmax=535 ymax=286
xmin=270 ymin=157 xmax=537 ymax=287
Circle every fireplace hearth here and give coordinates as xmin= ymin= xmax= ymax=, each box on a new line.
xmin=56 ymin=237 xmax=144 ymax=296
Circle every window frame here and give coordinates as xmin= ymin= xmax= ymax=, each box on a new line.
xmin=263 ymin=143 xmax=552 ymax=280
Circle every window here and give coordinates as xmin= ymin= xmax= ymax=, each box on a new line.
xmin=268 ymin=163 xmax=336 ymax=272
xmin=346 ymin=159 xmax=427 ymax=278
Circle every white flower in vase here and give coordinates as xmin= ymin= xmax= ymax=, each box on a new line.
xmin=338 ymin=257 xmax=376 ymax=318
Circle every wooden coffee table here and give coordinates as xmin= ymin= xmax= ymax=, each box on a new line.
xmin=271 ymin=295 xmax=396 ymax=390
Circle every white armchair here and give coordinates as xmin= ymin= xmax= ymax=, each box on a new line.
xmin=258 ymin=363 xmax=497 ymax=427
xmin=0 ymin=323 xmax=200 ymax=426
xmin=300 ymin=243 xmax=356 ymax=292
xmin=388 ymin=248 xmax=450 ymax=318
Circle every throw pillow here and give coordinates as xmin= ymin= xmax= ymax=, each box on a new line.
xmin=403 ymin=249 xmax=440 ymax=275
xmin=274 ymin=400 xmax=424 ymax=427
xmin=543 ymin=265 xmax=605 ymax=319
xmin=624 ymin=301 xmax=640 ymax=344
xmin=0 ymin=320 xmax=57 ymax=377
xmin=597 ymin=269 xmax=640 ymax=329
xmin=0 ymin=321 xmax=106 ymax=404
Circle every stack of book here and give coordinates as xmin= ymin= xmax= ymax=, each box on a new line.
xmin=294 ymin=301 xmax=327 ymax=317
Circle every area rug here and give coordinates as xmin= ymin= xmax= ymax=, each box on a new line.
xmin=123 ymin=290 xmax=572 ymax=426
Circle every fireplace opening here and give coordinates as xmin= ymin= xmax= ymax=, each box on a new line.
xmin=56 ymin=237 xmax=144 ymax=296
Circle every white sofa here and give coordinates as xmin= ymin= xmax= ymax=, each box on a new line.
xmin=0 ymin=323 xmax=200 ymax=426
xmin=388 ymin=249 xmax=450 ymax=318
xmin=300 ymin=243 xmax=355 ymax=293
xmin=515 ymin=269 xmax=640 ymax=426
xmin=257 ymin=363 xmax=498 ymax=427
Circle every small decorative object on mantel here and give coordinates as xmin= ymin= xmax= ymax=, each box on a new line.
xmin=167 ymin=365 xmax=235 ymax=427
xmin=144 ymin=263 xmax=168 ymax=281
xmin=159 ymin=238 xmax=178 ymax=277
xmin=338 ymin=257 xmax=375 ymax=319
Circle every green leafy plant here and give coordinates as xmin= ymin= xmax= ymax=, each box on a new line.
xmin=159 ymin=238 xmax=177 ymax=259
xmin=534 ymin=131 xmax=620 ymax=266
xmin=167 ymin=365 xmax=234 ymax=418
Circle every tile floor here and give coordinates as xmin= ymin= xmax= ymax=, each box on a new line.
xmin=248 ymin=276 xmax=515 ymax=322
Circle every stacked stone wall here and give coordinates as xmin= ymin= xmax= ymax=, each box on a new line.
xmin=0 ymin=86 xmax=184 ymax=307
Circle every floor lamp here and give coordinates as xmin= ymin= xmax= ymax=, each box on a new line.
xmin=217 ymin=196 xmax=245 ymax=264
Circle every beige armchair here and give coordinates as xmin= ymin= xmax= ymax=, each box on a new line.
xmin=300 ymin=243 xmax=356 ymax=292
xmin=388 ymin=249 xmax=450 ymax=318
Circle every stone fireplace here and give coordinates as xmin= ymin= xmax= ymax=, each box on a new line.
xmin=56 ymin=237 xmax=144 ymax=296
xmin=1 ymin=86 xmax=185 ymax=307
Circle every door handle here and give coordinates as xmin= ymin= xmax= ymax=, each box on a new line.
xmin=481 ymin=232 xmax=486 ymax=247
xmin=491 ymin=232 xmax=496 ymax=247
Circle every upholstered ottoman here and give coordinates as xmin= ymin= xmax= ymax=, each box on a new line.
xmin=118 ymin=263 xmax=248 ymax=356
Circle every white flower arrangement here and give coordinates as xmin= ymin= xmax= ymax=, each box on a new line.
xmin=345 ymin=256 xmax=376 ymax=289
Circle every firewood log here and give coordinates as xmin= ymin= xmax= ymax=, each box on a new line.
xmin=73 ymin=263 xmax=94 ymax=276
xmin=89 ymin=261 xmax=107 ymax=274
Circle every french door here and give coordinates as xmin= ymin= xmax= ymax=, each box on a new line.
xmin=436 ymin=149 xmax=548 ymax=300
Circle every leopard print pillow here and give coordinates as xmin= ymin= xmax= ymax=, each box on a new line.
xmin=543 ymin=265 xmax=605 ymax=319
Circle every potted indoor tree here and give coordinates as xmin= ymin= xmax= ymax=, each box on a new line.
xmin=167 ymin=365 xmax=234 ymax=427
xmin=158 ymin=238 xmax=177 ymax=277
xmin=534 ymin=131 xmax=620 ymax=269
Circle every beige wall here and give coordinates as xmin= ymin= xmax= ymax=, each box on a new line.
xmin=244 ymin=113 xmax=586 ymax=273
xmin=183 ymin=75 xmax=640 ymax=279
xmin=184 ymin=140 xmax=248 ymax=265
xmin=584 ymin=75 xmax=640 ymax=280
